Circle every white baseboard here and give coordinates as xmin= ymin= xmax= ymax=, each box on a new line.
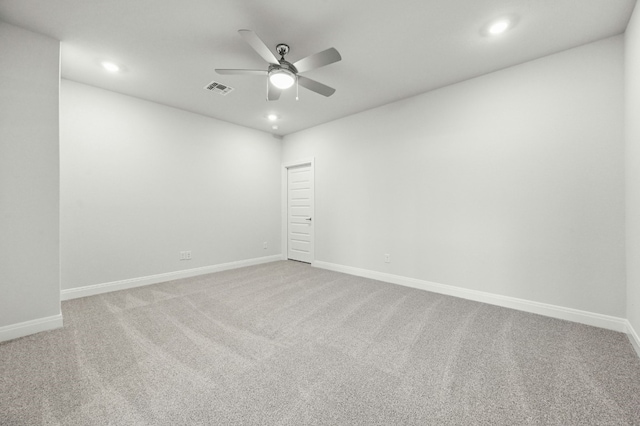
xmin=0 ymin=314 xmax=63 ymax=343
xmin=61 ymin=255 xmax=282 ymax=301
xmin=313 ymin=261 xmax=628 ymax=333
xmin=626 ymin=320 xmax=640 ymax=358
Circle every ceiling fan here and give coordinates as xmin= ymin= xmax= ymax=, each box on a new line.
xmin=215 ymin=30 xmax=342 ymax=101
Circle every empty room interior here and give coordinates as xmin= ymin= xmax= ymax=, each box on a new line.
xmin=2 ymin=0 xmax=640 ymax=424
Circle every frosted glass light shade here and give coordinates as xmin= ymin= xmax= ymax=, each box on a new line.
xmin=269 ymin=69 xmax=295 ymax=89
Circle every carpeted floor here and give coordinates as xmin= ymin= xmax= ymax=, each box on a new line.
xmin=1 ymin=260 xmax=639 ymax=425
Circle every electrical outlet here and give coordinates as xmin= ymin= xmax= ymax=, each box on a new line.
xmin=263 ymin=241 xmax=268 ymax=250
xmin=180 ymin=251 xmax=192 ymax=260
xmin=384 ymin=253 xmax=391 ymax=263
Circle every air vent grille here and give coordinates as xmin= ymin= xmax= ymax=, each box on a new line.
xmin=204 ymin=81 xmax=234 ymax=96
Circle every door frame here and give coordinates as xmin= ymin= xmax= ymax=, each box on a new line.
xmin=282 ymin=157 xmax=315 ymax=264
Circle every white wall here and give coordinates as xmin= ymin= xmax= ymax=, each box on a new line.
xmin=0 ymin=23 xmax=61 ymax=332
xmin=626 ymin=4 xmax=640 ymax=339
xmin=283 ymin=36 xmax=626 ymax=317
xmin=60 ymin=80 xmax=281 ymax=290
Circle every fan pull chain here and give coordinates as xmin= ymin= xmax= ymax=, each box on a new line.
xmin=266 ymin=76 xmax=269 ymax=101
xmin=296 ymin=76 xmax=299 ymax=101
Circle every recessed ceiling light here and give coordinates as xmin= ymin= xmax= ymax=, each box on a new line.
xmin=272 ymin=125 xmax=279 ymax=130
xmin=488 ymin=20 xmax=510 ymax=35
xmin=101 ymin=61 xmax=120 ymax=72
xmin=267 ymin=114 xmax=278 ymax=121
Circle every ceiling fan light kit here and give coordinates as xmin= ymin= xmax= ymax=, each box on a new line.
xmin=215 ymin=29 xmax=341 ymax=101
xmin=269 ymin=67 xmax=296 ymax=89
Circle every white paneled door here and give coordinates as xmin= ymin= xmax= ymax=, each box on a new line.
xmin=287 ymin=163 xmax=314 ymax=263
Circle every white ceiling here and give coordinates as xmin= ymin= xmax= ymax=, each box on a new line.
xmin=0 ymin=0 xmax=636 ymax=136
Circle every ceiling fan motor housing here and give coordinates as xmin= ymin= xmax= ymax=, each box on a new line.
xmin=269 ymin=61 xmax=297 ymax=74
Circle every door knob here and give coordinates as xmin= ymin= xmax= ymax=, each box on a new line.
xmin=305 ymin=217 xmax=312 ymax=221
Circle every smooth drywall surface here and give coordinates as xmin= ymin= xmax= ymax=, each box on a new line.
xmin=626 ymin=4 xmax=640 ymax=335
xmin=60 ymin=80 xmax=281 ymax=290
xmin=0 ymin=23 xmax=61 ymax=326
xmin=283 ymin=36 xmax=625 ymax=317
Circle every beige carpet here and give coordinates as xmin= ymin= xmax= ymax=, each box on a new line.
xmin=1 ymin=260 xmax=639 ymax=425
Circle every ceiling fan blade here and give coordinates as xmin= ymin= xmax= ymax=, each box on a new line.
xmin=215 ymin=69 xmax=267 ymax=76
xmin=293 ymin=47 xmax=341 ymax=73
xmin=267 ymin=81 xmax=281 ymax=101
xmin=238 ymin=29 xmax=279 ymax=65
xmin=297 ymin=75 xmax=336 ymax=97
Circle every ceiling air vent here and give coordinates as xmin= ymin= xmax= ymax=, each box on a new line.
xmin=204 ymin=81 xmax=234 ymax=96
